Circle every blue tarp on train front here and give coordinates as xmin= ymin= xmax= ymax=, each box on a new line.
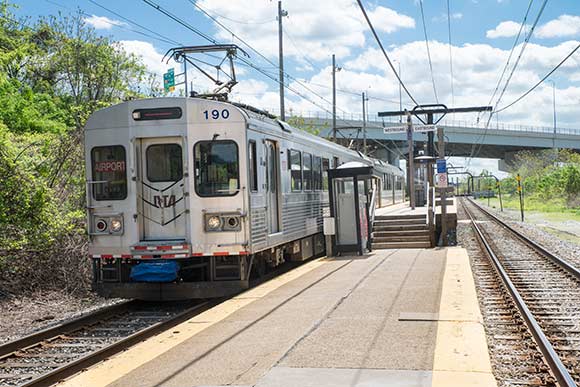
xmin=130 ymin=260 xmax=179 ymax=283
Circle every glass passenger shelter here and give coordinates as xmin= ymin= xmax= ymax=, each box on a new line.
xmin=326 ymin=163 xmax=377 ymax=256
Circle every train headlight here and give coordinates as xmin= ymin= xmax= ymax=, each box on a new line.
xmin=206 ymin=215 xmax=222 ymax=231
xmin=110 ymin=219 xmax=123 ymax=232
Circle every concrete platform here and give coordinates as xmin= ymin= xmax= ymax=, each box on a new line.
xmin=60 ymin=247 xmax=496 ymax=387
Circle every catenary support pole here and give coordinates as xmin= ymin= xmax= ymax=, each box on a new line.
xmin=362 ymin=92 xmax=367 ymax=155
xmin=332 ymin=54 xmax=337 ymax=140
xmin=278 ymin=1 xmax=286 ymax=121
xmin=406 ymin=110 xmax=415 ymax=210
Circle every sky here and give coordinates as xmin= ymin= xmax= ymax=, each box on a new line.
xmin=12 ymin=0 xmax=580 ymax=177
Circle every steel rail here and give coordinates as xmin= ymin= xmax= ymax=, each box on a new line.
xmin=6 ymin=300 xmax=212 ymax=387
xmin=0 ymin=300 xmax=138 ymax=359
xmin=467 ymin=197 xmax=580 ymax=280
xmin=463 ymin=198 xmax=576 ymax=387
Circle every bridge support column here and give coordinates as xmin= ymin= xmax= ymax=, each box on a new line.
xmin=374 ymin=147 xmax=400 ymax=167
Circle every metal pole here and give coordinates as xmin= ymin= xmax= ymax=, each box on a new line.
xmin=406 ymin=110 xmax=415 ymax=210
xmin=517 ymin=174 xmax=524 ymax=222
xmin=552 ymin=80 xmax=557 ymax=150
xmin=362 ymin=92 xmax=367 ymax=155
xmin=437 ymin=125 xmax=448 ymax=246
xmin=183 ymin=56 xmax=188 ymax=97
xmin=497 ymin=180 xmax=503 ymax=212
xmin=278 ymin=1 xmax=286 ymax=121
xmin=332 ymin=54 xmax=337 ymax=140
xmin=427 ymin=113 xmax=434 ymax=187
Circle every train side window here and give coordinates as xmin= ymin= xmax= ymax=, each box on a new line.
xmin=91 ymin=145 xmax=127 ymax=201
xmin=146 ymin=144 xmax=183 ymax=182
xmin=248 ymin=141 xmax=258 ymax=192
xmin=322 ymin=158 xmax=329 ymax=191
xmin=303 ymin=153 xmax=312 ymax=191
xmin=313 ymin=156 xmax=322 ymax=191
xmin=290 ymin=149 xmax=302 ymax=191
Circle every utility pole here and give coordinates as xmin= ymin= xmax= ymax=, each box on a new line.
xmin=278 ymin=1 xmax=287 ymax=121
xmin=426 ymin=113 xmax=434 ymax=187
xmin=437 ymin=126 xmax=447 ymax=246
xmin=406 ymin=110 xmax=415 ymax=210
xmin=362 ymin=92 xmax=368 ymax=155
xmin=332 ymin=54 xmax=337 ymax=140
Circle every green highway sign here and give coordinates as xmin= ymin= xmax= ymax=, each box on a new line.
xmin=163 ymin=68 xmax=175 ymax=92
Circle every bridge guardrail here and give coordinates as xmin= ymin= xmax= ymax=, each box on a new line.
xmin=262 ymin=106 xmax=580 ymax=136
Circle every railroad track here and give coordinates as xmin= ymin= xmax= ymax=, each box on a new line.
xmin=0 ymin=299 xmax=210 ymax=387
xmin=462 ymin=197 xmax=580 ymax=386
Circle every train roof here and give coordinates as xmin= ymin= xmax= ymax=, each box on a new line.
xmin=236 ymin=101 xmax=404 ymax=177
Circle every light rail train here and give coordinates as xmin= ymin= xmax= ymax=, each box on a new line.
xmin=85 ymin=97 xmax=404 ymax=300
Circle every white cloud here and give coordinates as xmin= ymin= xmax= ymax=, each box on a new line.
xmin=84 ymin=14 xmax=126 ymax=30
xmin=197 ymin=0 xmax=414 ymax=62
xmin=117 ymin=40 xmax=169 ymax=75
xmin=368 ymin=6 xmax=415 ymax=33
xmin=432 ymin=12 xmax=463 ymax=23
xmin=486 ymin=21 xmax=527 ymax=38
xmin=536 ymin=15 xmax=580 ymax=38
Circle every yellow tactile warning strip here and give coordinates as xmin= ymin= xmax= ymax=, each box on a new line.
xmin=57 ymin=257 xmax=327 ymax=387
xmin=431 ymin=246 xmax=497 ymax=387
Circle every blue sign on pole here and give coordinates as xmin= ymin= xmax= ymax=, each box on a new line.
xmin=436 ymin=159 xmax=447 ymax=173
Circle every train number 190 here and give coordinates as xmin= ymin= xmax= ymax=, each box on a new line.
xmin=203 ymin=109 xmax=230 ymax=120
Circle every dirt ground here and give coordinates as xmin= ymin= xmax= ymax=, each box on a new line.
xmin=0 ymin=290 xmax=120 ymax=344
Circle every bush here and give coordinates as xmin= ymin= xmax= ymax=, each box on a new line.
xmin=0 ymin=126 xmax=89 ymax=294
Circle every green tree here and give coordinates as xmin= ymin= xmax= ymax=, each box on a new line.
xmin=35 ymin=11 xmax=147 ymax=129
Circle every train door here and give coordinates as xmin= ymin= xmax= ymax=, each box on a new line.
xmin=264 ymin=140 xmax=280 ymax=234
xmin=137 ymin=137 xmax=186 ymax=241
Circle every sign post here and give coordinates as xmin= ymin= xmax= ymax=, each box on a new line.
xmin=516 ymin=174 xmax=524 ymax=221
xmin=163 ymin=68 xmax=175 ymax=92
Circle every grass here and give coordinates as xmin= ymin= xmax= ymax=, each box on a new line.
xmin=477 ymin=195 xmax=580 ymax=222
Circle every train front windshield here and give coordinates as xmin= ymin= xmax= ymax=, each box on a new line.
xmin=194 ymin=140 xmax=239 ymax=197
xmin=91 ymin=145 xmax=128 ymax=201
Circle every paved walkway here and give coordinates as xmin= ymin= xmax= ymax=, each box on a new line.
xmin=60 ymin=247 xmax=496 ymax=387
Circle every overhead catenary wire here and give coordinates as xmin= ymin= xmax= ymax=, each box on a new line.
xmin=419 ymin=0 xmax=439 ymax=103
xmin=483 ymin=0 xmax=535 ymax=121
xmin=88 ymin=0 xmax=183 ymax=46
xmin=355 ymin=0 xmax=419 ymax=106
xmin=468 ymin=0 xmax=548 ymax=165
xmin=193 ymin=6 xmax=274 ymax=25
xmin=49 ymin=0 xmax=180 ymax=46
xmin=142 ymin=0 xmax=217 ymax=44
xmin=489 ymin=0 xmax=548 ymax=118
xmin=495 ymin=42 xmax=580 ymax=113
xmin=138 ymin=0 xmax=352 ymax=118
xmin=186 ymin=0 xmax=354 ymax=116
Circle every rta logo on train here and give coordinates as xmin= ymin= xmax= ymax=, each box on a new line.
xmin=153 ymin=195 xmax=177 ymax=208
xmin=84 ymin=98 xmax=405 ymax=301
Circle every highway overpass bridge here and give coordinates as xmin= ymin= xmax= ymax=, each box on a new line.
xmin=280 ymin=109 xmax=580 ymax=169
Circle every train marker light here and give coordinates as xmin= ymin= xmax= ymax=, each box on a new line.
xmin=96 ymin=219 xmax=107 ymax=232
